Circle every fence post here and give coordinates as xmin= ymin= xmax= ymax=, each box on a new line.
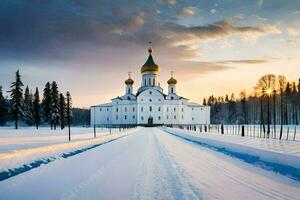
xmin=241 ymin=125 xmax=245 ymax=137
xmin=293 ymin=126 xmax=296 ymax=141
xmin=221 ymin=124 xmax=224 ymax=134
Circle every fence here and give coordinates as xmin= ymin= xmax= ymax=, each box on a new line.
xmin=169 ymin=124 xmax=300 ymax=141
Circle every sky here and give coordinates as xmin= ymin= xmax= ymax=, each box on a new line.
xmin=0 ymin=0 xmax=300 ymax=107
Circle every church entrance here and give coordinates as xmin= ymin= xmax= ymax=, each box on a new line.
xmin=147 ymin=117 xmax=153 ymax=127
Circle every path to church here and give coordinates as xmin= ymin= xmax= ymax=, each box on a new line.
xmin=0 ymin=128 xmax=299 ymax=200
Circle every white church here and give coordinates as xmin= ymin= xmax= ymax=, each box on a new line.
xmin=91 ymin=46 xmax=210 ymax=127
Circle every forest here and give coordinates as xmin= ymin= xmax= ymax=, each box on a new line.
xmin=0 ymin=70 xmax=90 ymax=129
xmin=204 ymin=74 xmax=300 ymax=138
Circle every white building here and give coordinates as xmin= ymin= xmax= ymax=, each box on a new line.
xmin=91 ymin=46 xmax=210 ymax=127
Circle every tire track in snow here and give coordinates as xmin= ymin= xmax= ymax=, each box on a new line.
xmin=132 ymin=128 xmax=203 ymax=200
xmin=157 ymin=128 xmax=300 ymax=200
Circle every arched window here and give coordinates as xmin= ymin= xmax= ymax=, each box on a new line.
xmin=125 ymin=107 xmax=127 ymax=112
xmin=171 ymin=87 xmax=174 ymax=93
xmin=141 ymin=107 xmax=143 ymax=112
xmin=150 ymin=106 xmax=152 ymax=112
xmin=149 ymin=78 xmax=151 ymax=85
xmin=128 ymin=88 xmax=130 ymax=93
xmin=158 ymin=107 xmax=161 ymax=111
xmin=171 ymin=97 xmax=174 ymax=100
xmin=144 ymin=79 xmax=146 ymax=86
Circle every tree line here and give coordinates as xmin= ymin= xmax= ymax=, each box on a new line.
xmin=203 ymin=74 xmax=300 ymax=138
xmin=0 ymin=70 xmax=72 ymax=129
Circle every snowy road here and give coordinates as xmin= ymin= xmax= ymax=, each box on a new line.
xmin=0 ymin=128 xmax=299 ymax=200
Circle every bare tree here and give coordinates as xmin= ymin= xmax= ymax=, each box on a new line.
xmin=256 ymin=74 xmax=276 ymax=138
xmin=278 ymin=75 xmax=287 ymax=139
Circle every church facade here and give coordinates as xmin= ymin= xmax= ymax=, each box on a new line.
xmin=90 ymin=47 xmax=210 ymax=127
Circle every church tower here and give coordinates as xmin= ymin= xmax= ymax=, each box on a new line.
xmin=167 ymin=71 xmax=177 ymax=94
xmin=140 ymin=43 xmax=160 ymax=88
xmin=125 ymin=72 xmax=134 ymax=94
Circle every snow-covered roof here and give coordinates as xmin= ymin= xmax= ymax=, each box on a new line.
xmin=92 ymin=103 xmax=112 ymax=107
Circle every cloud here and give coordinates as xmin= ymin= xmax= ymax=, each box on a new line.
xmin=157 ymin=0 xmax=176 ymax=5
xmin=210 ymin=9 xmax=217 ymax=14
xmin=178 ymin=7 xmax=195 ymax=16
xmin=256 ymin=0 xmax=264 ymax=7
xmin=218 ymin=59 xmax=267 ymax=64
xmin=163 ymin=20 xmax=280 ymax=45
xmin=287 ymin=27 xmax=299 ymax=36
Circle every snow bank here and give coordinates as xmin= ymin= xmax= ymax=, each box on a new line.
xmin=163 ymin=128 xmax=300 ymax=180
xmin=0 ymin=128 xmax=138 ymax=180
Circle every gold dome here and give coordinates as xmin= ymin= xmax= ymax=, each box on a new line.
xmin=141 ymin=47 xmax=160 ymax=73
xmin=167 ymin=77 xmax=177 ymax=85
xmin=125 ymin=78 xmax=134 ymax=85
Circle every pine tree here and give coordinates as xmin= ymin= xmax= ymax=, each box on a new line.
xmin=0 ymin=86 xmax=8 ymax=125
xmin=66 ymin=91 xmax=72 ymax=141
xmin=50 ymin=81 xmax=59 ymax=130
xmin=59 ymin=93 xmax=66 ymax=129
xmin=23 ymin=86 xmax=34 ymax=125
xmin=202 ymin=98 xmax=207 ymax=106
xmin=42 ymin=82 xmax=51 ymax=123
xmin=33 ymin=87 xmax=41 ymax=129
xmin=8 ymin=70 xmax=24 ymax=129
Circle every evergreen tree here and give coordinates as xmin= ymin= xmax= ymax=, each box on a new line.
xmin=8 ymin=70 xmax=24 ymax=129
xmin=202 ymin=98 xmax=207 ymax=106
xmin=42 ymin=82 xmax=51 ymax=123
xmin=59 ymin=93 xmax=66 ymax=129
xmin=50 ymin=81 xmax=59 ymax=130
xmin=0 ymin=86 xmax=8 ymax=125
xmin=23 ymin=86 xmax=34 ymax=125
xmin=33 ymin=87 xmax=41 ymax=129
xmin=66 ymin=91 xmax=72 ymax=141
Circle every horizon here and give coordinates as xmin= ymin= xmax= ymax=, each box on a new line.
xmin=0 ymin=0 xmax=300 ymax=107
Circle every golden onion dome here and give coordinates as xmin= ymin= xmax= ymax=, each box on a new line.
xmin=125 ymin=77 xmax=134 ymax=85
xmin=141 ymin=47 xmax=160 ymax=73
xmin=167 ymin=77 xmax=177 ymax=85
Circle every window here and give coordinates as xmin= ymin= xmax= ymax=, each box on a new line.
xmin=149 ymin=78 xmax=151 ymax=85
xmin=153 ymin=78 xmax=155 ymax=86
xmin=167 ymin=115 xmax=169 ymax=119
xmin=107 ymin=118 xmax=109 ymax=121
xmin=125 ymin=115 xmax=127 ymax=120
xmin=149 ymin=91 xmax=152 ymax=95
xmin=159 ymin=99 xmax=161 ymax=102
xmin=127 ymin=96 xmax=131 ymax=100
xmin=167 ymin=107 xmax=169 ymax=112
xmin=150 ymin=106 xmax=152 ymax=112
xmin=141 ymin=116 xmax=144 ymax=120
xmin=107 ymin=108 xmax=109 ymax=111
xmin=133 ymin=115 xmax=135 ymax=119
xmin=144 ymin=79 xmax=146 ymax=86
xmin=116 ymin=115 xmax=118 ymax=120
xmin=182 ymin=115 xmax=184 ymax=119
xmin=116 ymin=108 xmax=118 ymax=112
xmin=174 ymin=108 xmax=176 ymax=112
xmin=201 ymin=108 xmax=203 ymax=111
xmin=100 ymin=108 xmax=102 ymax=111
xmin=128 ymin=88 xmax=131 ymax=93
xmin=192 ymin=107 xmax=194 ymax=110
xmin=141 ymin=99 xmax=143 ymax=102
xmin=174 ymin=115 xmax=176 ymax=119
xmin=158 ymin=116 xmax=161 ymax=120
xmin=182 ymin=108 xmax=184 ymax=112
xmin=158 ymin=107 xmax=161 ymax=112
xmin=125 ymin=107 xmax=127 ymax=112
xmin=171 ymin=97 xmax=174 ymax=100
xmin=192 ymin=117 xmax=194 ymax=121
xmin=133 ymin=107 xmax=135 ymax=112
xmin=149 ymin=99 xmax=152 ymax=102
xmin=171 ymin=87 xmax=174 ymax=93
xmin=141 ymin=107 xmax=143 ymax=112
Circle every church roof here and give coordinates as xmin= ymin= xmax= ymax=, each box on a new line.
xmin=125 ymin=78 xmax=134 ymax=85
xmin=141 ymin=48 xmax=160 ymax=73
xmin=167 ymin=77 xmax=177 ymax=85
